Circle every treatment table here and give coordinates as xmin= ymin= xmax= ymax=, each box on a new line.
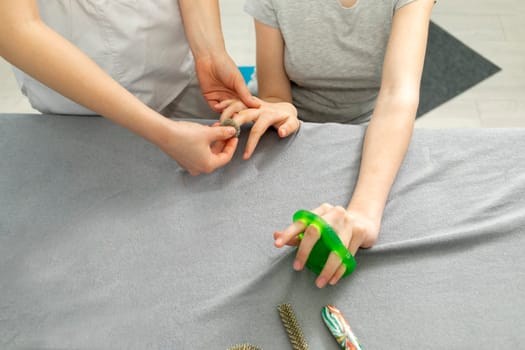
xmin=1 ymin=114 xmax=524 ymax=349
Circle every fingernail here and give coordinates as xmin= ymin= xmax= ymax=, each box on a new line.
xmin=280 ymin=128 xmax=287 ymax=137
xmin=316 ymin=277 xmax=327 ymax=289
xmin=275 ymin=238 xmax=283 ymax=246
xmin=293 ymin=259 xmax=302 ymax=271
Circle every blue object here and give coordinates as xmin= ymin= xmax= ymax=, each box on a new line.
xmin=238 ymin=66 xmax=255 ymax=84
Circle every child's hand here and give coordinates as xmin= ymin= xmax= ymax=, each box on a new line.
xmin=216 ymin=97 xmax=300 ymax=160
xmin=274 ymin=203 xmax=379 ymax=288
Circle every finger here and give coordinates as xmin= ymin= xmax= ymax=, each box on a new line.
xmin=235 ymin=77 xmax=260 ymax=109
xmin=243 ymin=109 xmax=288 ymax=159
xmin=210 ymin=139 xmax=226 ymax=154
xmin=277 ymin=117 xmax=301 ymax=138
xmin=348 ymin=235 xmax=362 ymax=256
xmin=205 ymin=137 xmax=239 ymax=172
xmin=215 ymin=99 xmax=236 ymax=112
xmin=231 ymin=108 xmax=260 ymax=126
xmin=274 ymin=203 xmax=333 ymax=248
xmin=329 ymin=239 xmax=359 ymax=286
xmin=330 ymin=228 xmax=361 ymax=286
xmin=316 ymin=252 xmax=344 ymax=288
xmin=220 ymin=101 xmax=247 ymax=122
xmin=312 ymin=203 xmax=334 ymax=216
xmin=274 ymin=221 xmax=306 ymax=248
xmin=329 ymin=264 xmax=347 ymax=286
xmin=294 ymin=224 xmax=321 ymax=271
xmin=207 ymin=125 xmax=237 ymax=142
xmin=319 ymin=206 xmax=350 ymax=245
xmin=243 ymin=117 xmax=273 ymax=160
xmin=207 ymin=99 xmax=221 ymax=112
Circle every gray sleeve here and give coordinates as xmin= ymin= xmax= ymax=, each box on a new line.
xmin=244 ymin=0 xmax=279 ymax=28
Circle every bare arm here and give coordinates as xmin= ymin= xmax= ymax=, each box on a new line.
xmin=0 ymin=0 xmax=239 ymax=175
xmin=178 ymin=0 xmax=257 ymax=110
xmin=254 ymin=20 xmax=293 ymax=104
xmin=347 ymin=0 xmax=435 ymax=235
xmin=0 ymin=0 xmax=170 ymax=143
xmin=273 ymin=0 xmax=435 ymax=288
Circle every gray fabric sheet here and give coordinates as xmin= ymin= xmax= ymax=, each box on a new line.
xmin=1 ymin=114 xmax=525 ymax=349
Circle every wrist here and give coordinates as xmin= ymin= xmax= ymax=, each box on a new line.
xmin=137 ymin=111 xmax=175 ymax=150
xmin=347 ymin=198 xmax=384 ymax=227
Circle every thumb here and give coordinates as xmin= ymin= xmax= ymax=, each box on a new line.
xmin=208 ymin=125 xmax=237 ymax=142
xmin=235 ymin=76 xmax=260 ymax=109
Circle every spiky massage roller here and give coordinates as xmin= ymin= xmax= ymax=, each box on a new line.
xmin=278 ymin=303 xmax=309 ymax=350
xmin=293 ymin=210 xmax=356 ymax=278
xmin=227 ymin=345 xmax=262 ymax=350
xmin=221 ymin=118 xmax=241 ymax=137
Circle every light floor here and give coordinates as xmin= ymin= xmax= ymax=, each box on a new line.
xmin=1 ymin=0 xmax=524 ymax=128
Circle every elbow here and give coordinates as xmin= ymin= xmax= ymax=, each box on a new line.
xmin=0 ymin=10 xmax=42 ymax=57
xmin=377 ymin=85 xmax=420 ymax=118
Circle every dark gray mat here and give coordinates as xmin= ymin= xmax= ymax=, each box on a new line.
xmin=418 ymin=21 xmax=501 ymax=117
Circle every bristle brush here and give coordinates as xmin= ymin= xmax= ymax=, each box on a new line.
xmin=277 ymin=303 xmax=309 ymax=350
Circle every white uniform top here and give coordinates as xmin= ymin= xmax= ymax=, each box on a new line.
xmin=14 ymin=1 xmax=194 ymax=115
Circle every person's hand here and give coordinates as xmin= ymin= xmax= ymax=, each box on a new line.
xmin=155 ymin=119 xmax=239 ymax=176
xmin=194 ymin=52 xmax=259 ymax=112
xmin=274 ymin=203 xmax=380 ymax=288
xmin=216 ymin=97 xmax=300 ymax=160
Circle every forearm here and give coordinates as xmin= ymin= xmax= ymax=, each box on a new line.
xmin=348 ymin=94 xmax=417 ymax=223
xmin=178 ymin=0 xmax=225 ymax=59
xmin=1 ymin=15 xmax=170 ymax=146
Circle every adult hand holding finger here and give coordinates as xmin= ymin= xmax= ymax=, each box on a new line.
xmin=156 ymin=120 xmax=238 ymax=176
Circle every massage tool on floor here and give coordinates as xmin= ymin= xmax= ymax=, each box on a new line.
xmin=227 ymin=344 xmax=262 ymax=350
xmin=228 ymin=304 xmax=361 ymax=349
xmin=221 ymin=118 xmax=241 ymax=137
xmin=293 ymin=210 xmax=356 ymax=278
xmin=277 ymin=303 xmax=310 ymax=350
xmin=321 ymin=305 xmax=363 ymax=350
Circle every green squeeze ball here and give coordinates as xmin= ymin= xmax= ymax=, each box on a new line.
xmin=293 ymin=210 xmax=356 ymax=278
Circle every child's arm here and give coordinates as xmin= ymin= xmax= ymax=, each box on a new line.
xmin=253 ymin=20 xmax=294 ymax=105
xmin=345 ymin=0 xmax=436 ymax=245
xmin=0 ymin=0 xmax=238 ymax=175
xmin=275 ymin=0 xmax=435 ymax=288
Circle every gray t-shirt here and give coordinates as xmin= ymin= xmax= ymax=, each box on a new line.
xmin=244 ymin=0 xmax=419 ymax=124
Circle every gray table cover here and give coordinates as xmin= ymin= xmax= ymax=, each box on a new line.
xmin=1 ymin=114 xmax=524 ymax=349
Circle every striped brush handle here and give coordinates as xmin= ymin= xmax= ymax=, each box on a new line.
xmin=321 ymin=305 xmax=363 ymax=350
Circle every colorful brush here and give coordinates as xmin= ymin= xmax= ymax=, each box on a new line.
xmin=277 ymin=303 xmax=309 ymax=350
xmin=321 ymin=305 xmax=363 ymax=350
